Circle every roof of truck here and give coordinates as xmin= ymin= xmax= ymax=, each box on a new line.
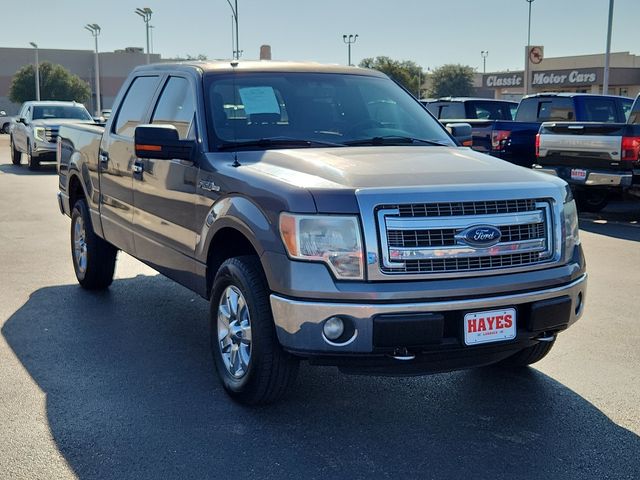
xmin=133 ymin=60 xmax=389 ymax=77
xmin=425 ymin=97 xmax=518 ymax=104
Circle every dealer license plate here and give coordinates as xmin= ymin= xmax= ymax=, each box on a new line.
xmin=570 ymin=168 xmax=587 ymax=181
xmin=464 ymin=308 xmax=516 ymax=346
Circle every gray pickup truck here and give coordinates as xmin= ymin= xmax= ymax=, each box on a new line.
xmin=57 ymin=61 xmax=587 ymax=404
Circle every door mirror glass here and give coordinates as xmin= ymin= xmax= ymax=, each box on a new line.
xmin=18 ymin=117 xmax=26 ymax=124
xmin=445 ymin=122 xmax=473 ymax=147
xmin=134 ymin=124 xmax=195 ymax=161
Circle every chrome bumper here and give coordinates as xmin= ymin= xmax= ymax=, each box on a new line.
xmin=270 ymin=274 xmax=587 ymax=354
xmin=534 ymin=166 xmax=632 ymax=187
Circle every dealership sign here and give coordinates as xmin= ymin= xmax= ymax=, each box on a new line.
xmin=483 ymin=72 xmax=524 ymax=88
xmin=531 ymin=69 xmax=600 ymax=86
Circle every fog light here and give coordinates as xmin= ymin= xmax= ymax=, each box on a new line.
xmin=323 ymin=317 xmax=345 ymax=341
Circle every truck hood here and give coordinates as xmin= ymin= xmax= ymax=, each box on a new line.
xmin=239 ymin=146 xmax=564 ymax=190
xmin=31 ymin=119 xmax=95 ymax=128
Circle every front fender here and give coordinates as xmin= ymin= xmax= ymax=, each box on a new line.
xmin=195 ymin=195 xmax=285 ymax=265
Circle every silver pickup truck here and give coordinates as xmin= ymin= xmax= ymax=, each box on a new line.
xmin=10 ymin=101 xmax=94 ymax=169
xmin=57 ymin=61 xmax=587 ymax=404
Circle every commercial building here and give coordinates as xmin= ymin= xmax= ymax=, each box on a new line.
xmin=0 ymin=47 xmax=162 ymax=114
xmin=481 ymin=51 xmax=640 ymax=101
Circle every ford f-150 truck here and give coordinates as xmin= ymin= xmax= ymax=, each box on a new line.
xmin=10 ymin=101 xmax=94 ymax=169
xmin=57 ymin=61 xmax=587 ymax=405
xmin=535 ymin=95 xmax=640 ymax=212
xmin=467 ymin=93 xmax=632 ymax=167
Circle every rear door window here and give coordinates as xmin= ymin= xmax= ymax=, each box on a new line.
xmin=151 ymin=76 xmax=196 ymax=139
xmin=582 ymin=98 xmax=617 ymax=122
xmin=113 ymin=75 xmax=160 ymax=137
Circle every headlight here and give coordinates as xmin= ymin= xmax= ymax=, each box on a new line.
xmin=563 ymin=191 xmax=580 ymax=261
xmin=279 ymin=213 xmax=364 ymax=280
xmin=34 ymin=127 xmax=46 ymax=142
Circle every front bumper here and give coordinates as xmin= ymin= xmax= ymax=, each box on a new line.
xmin=270 ymin=274 xmax=587 ymax=359
xmin=33 ymin=140 xmax=57 ymax=161
xmin=534 ymin=165 xmax=632 ymax=188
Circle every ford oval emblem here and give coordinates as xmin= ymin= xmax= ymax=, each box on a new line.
xmin=457 ymin=225 xmax=502 ymax=247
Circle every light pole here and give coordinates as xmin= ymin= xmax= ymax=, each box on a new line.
xmin=481 ymin=50 xmax=489 ymax=74
xmin=603 ymin=0 xmax=614 ymax=94
xmin=524 ymin=0 xmax=534 ymax=95
xmin=85 ymin=24 xmax=101 ymax=115
xmin=149 ymin=25 xmax=155 ymax=54
xmin=342 ymin=34 xmax=358 ymax=66
xmin=135 ymin=7 xmax=153 ymax=64
xmin=226 ymin=0 xmax=240 ymax=59
xmin=29 ymin=42 xmax=40 ymax=101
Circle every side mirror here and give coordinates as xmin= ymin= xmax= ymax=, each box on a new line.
xmin=445 ymin=122 xmax=473 ymax=147
xmin=17 ymin=117 xmax=26 ymax=124
xmin=134 ymin=124 xmax=195 ymax=161
xmin=0 ymin=111 xmax=6 ymax=116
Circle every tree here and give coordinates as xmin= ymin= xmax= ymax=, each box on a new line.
xmin=427 ymin=64 xmax=474 ymax=98
xmin=359 ymin=56 xmax=425 ymax=97
xmin=9 ymin=62 xmax=91 ymax=104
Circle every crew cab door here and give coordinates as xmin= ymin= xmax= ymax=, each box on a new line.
xmin=99 ymin=75 xmax=161 ymax=253
xmin=132 ymin=75 xmax=199 ymax=289
xmin=13 ymin=105 xmax=30 ymax=151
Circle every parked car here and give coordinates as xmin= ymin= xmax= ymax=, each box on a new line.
xmin=422 ymin=97 xmax=518 ymax=121
xmin=0 ymin=110 xmax=14 ymax=134
xmin=460 ymin=93 xmax=632 ymax=167
xmin=57 ymin=61 xmax=586 ymax=405
xmin=535 ymin=94 xmax=640 ymax=211
xmin=10 ymin=101 xmax=94 ymax=169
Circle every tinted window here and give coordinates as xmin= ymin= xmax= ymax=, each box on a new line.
xmin=438 ymin=103 xmax=465 ymax=119
xmin=423 ymin=102 xmax=438 ymax=115
xmin=151 ymin=77 xmax=196 ymax=139
xmin=537 ymin=98 xmax=575 ymax=121
xmin=32 ymin=105 xmax=92 ymax=120
xmin=628 ymin=100 xmax=640 ymax=124
xmin=114 ymin=76 xmax=159 ymax=137
xmin=582 ymin=98 xmax=617 ymax=122
xmin=468 ymin=101 xmax=515 ymax=120
xmin=621 ymin=98 xmax=633 ymax=121
xmin=206 ymin=72 xmax=454 ymax=147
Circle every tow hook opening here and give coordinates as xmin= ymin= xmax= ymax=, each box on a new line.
xmin=537 ymin=333 xmax=556 ymax=343
xmin=389 ymin=348 xmax=416 ymax=361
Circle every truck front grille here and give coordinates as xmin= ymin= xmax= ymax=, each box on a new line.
xmin=377 ymin=199 xmax=553 ymax=275
xmin=45 ymin=128 xmax=59 ymax=143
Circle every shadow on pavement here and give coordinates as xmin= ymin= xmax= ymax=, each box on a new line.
xmin=3 ymin=275 xmax=639 ymax=479
xmin=0 ymin=162 xmax=57 ymax=175
xmin=579 ymin=200 xmax=640 ymax=242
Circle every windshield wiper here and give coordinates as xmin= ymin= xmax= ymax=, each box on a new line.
xmin=343 ymin=136 xmax=448 ymax=147
xmin=218 ymin=137 xmax=343 ymax=150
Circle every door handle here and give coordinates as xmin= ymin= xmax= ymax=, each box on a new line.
xmin=132 ymin=164 xmax=143 ymax=174
xmin=99 ymin=152 xmax=109 ymax=165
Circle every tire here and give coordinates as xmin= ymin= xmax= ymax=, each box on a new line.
xmin=1 ymin=123 xmax=9 ymax=134
xmin=70 ymin=198 xmax=118 ymax=290
xmin=10 ymin=136 xmax=21 ymax=165
xmin=210 ymin=256 xmax=299 ymax=405
xmin=498 ymin=339 xmax=555 ymax=367
xmin=26 ymin=141 xmax=40 ymax=170
xmin=575 ymin=189 xmax=609 ymax=213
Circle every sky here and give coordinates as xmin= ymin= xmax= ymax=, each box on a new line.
xmin=4 ymin=0 xmax=639 ymax=72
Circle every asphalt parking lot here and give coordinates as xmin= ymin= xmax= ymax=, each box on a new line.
xmin=0 ymin=134 xmax=638 ymax=479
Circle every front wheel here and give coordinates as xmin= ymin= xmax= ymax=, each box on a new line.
xmin=71 ymin=198 xmax=118 ymax=289
xmin=10 ymin=136 xmax=21 ymax=165
xmin=498 ymin=339 xmax=555 ymax=367
xmin=26 ymin=142 xmax=40 ymax=170
xmin=210 ymin=256 xmax=299 ymax=405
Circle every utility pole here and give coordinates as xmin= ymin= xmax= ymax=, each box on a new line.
xmin=226 ymin=0 xmax=240 ymax=59
xmin=85 ymin=24 xmax=102 ymax=115
xmin=135 ymin=7 xmax=153 ymax=64
xmin=29 ymin=42 xmax=40 ymax=101
xmin=525 ymin=0 xmax=534 ymax=95
xmin=481 ymin=51 xmax=488 ymax=74
xmin=342 ymin=34 xmax=358 ymax=66
xmin=603 ymin=0 xmax=614 ymax=95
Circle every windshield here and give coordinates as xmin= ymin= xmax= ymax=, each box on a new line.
xmin=205 ymin=72 xmax=454 ymax=148
xmin=32 ymin=105 xmax=92 ymax=121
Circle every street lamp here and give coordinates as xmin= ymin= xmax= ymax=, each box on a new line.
xmin=226 ymin=0 xmax=240 ymax=59
xmin=525 ymin=0 xmax=534 ymax=95
xmin=135 ymin=7 xmax=153 ymax=64
xmin=29 ymin=42 xmax=40 ymax=101
xmin=481 ymin=50 xmax=489 ymax=74
xmin=342 ymin=34 xmax=358 ymax=66
xmin=603 ymin=0 xmax=614 ymax=94
xmin=85 ymin=24 xmax=102 ymax=115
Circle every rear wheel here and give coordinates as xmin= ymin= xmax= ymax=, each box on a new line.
xmin=498 ymin=339 xmax=555 ymax=367
xmin=210 ymin=256 xmax=299 ymax=405
xmin=71 ymin=198 xmax=118 ymax=289
xmin=10 ymin=136 xmax=21 ymax=165
xmin=575 ymin=189 xmax=609 ymax=213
